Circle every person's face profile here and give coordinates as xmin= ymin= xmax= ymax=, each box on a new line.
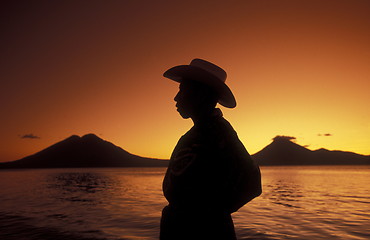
xmin=174 ymin=79 xmax=218 ymax=119
xmin=174 ymin=81 xmax=199 ymax=119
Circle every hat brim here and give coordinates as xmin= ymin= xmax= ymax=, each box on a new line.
xmin=163 ymin=65 xmax=236 ymax=108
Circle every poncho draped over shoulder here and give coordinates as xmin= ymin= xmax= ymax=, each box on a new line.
xmin=163 ymin=109 xmax=261 ymax=214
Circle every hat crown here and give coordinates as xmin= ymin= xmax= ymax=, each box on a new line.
xmin=190 ymin=59 xmax=227 ymax=83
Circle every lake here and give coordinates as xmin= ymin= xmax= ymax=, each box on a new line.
xmin=0 ymin=166 xmax=369 ymax=239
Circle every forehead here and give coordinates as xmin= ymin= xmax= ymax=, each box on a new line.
xmin=179 ymin=79 xmax=204 ymax=91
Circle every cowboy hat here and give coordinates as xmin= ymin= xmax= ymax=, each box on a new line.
xmin=163 ymin=58 xmax=236 ymax=108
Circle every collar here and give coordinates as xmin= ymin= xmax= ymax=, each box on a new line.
xmin=193 ymin=108 xmax=223 ymax=128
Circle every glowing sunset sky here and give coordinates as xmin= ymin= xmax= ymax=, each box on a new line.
xmin=1 ymin=0 xmax=369 ymax=162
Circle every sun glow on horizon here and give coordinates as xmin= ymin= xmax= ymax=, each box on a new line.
xmin=1 ymin=1 xmax=369 ymax=162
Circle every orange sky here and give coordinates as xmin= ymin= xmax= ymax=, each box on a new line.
xmin=1 ymin=0 xmax=369 ymax=162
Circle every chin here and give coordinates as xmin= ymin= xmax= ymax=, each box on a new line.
xmin=180 ymin=115 xmax=191 ymax=119
xmin=179 ymin=112 xmax=191 ymax=119
xmin=177 ymin=109 xmax=191 ymax=119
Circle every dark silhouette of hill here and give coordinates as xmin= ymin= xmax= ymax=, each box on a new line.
xmin=1 ymin=134 xmax=369 ymax=168
xmin=252 ymin=136 xmax=370 ymax=165
xmin=0 ymin=134 xmax=169 ymax=168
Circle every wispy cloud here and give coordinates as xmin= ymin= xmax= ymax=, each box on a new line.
xmin=273 ymin=135 xmax=296 ymax=142
xmin=318 ymin=133 xmax=332 ymax=137
xmin=19 ymin=134 xmax=41 ymax=139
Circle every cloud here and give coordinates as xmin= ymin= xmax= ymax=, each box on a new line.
xmin=20 ymin=134 xmax=41 ymax=139
xmin=273 ymin=135 xmax=296 ymax=142
xmin=318 ymin=133 xmax=332 ymax=137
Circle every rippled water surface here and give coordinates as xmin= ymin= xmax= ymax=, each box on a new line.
xmin=0 ymin=166 xmax=369 ymax=239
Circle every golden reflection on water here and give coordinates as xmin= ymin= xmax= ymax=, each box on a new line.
xmin=0 ymin=166 xmax=369 ymax=240
xmin=234 ymin=166 xmax=370 ymax=239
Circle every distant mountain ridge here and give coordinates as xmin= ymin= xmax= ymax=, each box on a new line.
xmin=0 ymin=134 xmax=369 ymax=169
xmin=0 ymin=134 xmax=168 ymax=168
xmin=252 ymin=136 xmax=370 ymax=165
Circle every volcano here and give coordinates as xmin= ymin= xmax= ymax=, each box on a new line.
xmin=0 ymin=134 xmax=168 ymax=168
xmin=252 ymin=136 xmax=370 ymax=165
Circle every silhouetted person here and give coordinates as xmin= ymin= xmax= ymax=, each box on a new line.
xmin=160 ymin=59 xmax=262 ymax=240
